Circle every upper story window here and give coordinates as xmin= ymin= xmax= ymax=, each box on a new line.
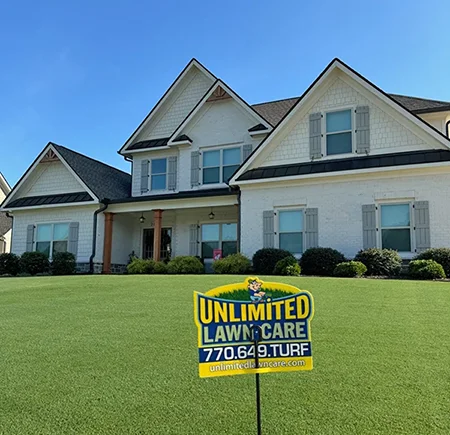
xmin=151 ymin=158 xmax=167 ymax=190
xmin=202 ymin=147 xmax=241 ymax=185
xmin=326 ymin=109 xmax=352 ymax=156
xmin=380 ymin=203 xmax=412 ymax=252
xmin=278 ymin=209 xmax=303 ymax=255
xmin=35 ymin=223 xmax=69 ymax=258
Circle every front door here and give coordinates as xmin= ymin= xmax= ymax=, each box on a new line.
xmin=143 ymin=228 xmax=172 ymax=261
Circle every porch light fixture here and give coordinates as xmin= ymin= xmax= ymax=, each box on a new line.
xmin=209 ymin=208 xmax=215 ymax=220
xmin=139 ymin=213 xmax=146 ymax=224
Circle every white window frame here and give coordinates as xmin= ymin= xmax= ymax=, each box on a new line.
xmin=150 ymin=157 xmax=168 ymax=191
xmin=200 ymin=145 xmax=243 ymax=186
xmin=275 ymin=207 xmax=305 ymax=257
xmin=200 ymin=221 xmax=238 ymax=259
xmin=34 ymin=222 xmax=70 ymax=259
xmin=323 ymin=107 xmax=355 ymax=158
xmin=376 ymin=202 xmax=415 ymax=255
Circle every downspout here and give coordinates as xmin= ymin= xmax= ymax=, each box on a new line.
xmin=5 ymin=212 xmax=13 ymax=251
xmin=237 ymin=189 xmax=241 ymax=253
xmin=89 ymin=200 xmax=109 ymax=274
xmin=446 ymin=120 xmax=450 ymax=138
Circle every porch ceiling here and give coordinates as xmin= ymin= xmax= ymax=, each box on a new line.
xmin=107 ymin=192 xmax=238 ymax=214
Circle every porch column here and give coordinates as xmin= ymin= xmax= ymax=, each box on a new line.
xmin=153 ymin=209 xmax=163 ymax=262
xmin=102 ymin=212 xmax=114 ymax=273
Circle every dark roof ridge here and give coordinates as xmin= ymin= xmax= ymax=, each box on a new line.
xmin=51 ymin=143 xmax=130 ymax=176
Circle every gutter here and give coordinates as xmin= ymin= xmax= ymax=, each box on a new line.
xmin=237 ymin=189 xmax=241 ymax=253
xmin=89 ymin=200 xmax=109 ymax=273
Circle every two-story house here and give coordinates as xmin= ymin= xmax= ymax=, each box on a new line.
xmin=2 ymin=58 xmax=450 ymax=273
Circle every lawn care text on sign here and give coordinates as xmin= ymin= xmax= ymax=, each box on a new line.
xmin=194 ymin=277 xmax=314 ymax=378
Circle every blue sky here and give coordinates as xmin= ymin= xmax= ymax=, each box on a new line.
xmin=1 ymin=0 xmax=449 ymax=186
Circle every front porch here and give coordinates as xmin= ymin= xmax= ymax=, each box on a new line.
xmin=101 ymin=194 xmax=239 ymax=273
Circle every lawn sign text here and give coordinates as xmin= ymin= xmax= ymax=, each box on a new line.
xmin=194 ymin=277 xmax=314 ymax=378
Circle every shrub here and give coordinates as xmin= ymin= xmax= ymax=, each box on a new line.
xmin=354 ymin=248 xmax=402 ymax=276
xmin=334 ymin=261 xmax=367 ymax=278
xmin=20 ymin=252 xmax=50 ymax=276
xmin=51 ymin=252 xmax=76 ymax=275
xmin=0 ymin=253 xmax=21 ymax=276
xmin=409 ymin=259 xmax=446 ymax=280
xmin=153 ymin=261 xmax=168 ymax=274
xmin=415 ymin=248 xmax=450 ymax=277
xmin=127 ymin=258 xmax=155 ymax=274
xmin=252 ymin=248 xmax=293 ymax=275
xmin=273 ymin=256 xmax=301 ymax=276
xmin=300 ymin=247 xmax=346 ymax=276
xmin=212 ymin=253 xmax=251 ymax=275
xmin=167 ymin=256 xmax=204 ymax=274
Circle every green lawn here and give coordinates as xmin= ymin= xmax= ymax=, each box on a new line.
xmin=0 ymin=275 xmax=449 ymax=434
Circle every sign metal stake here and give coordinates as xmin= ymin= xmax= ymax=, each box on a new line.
xmin=252 ymin=324 xmax=263 ymax=435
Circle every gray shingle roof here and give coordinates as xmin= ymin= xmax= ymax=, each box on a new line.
xmin=52 ymin=144 xmax=131 ymax=201
xmin=388 ymin=94 xmax=450 ymax=114
xmin=0 ymin=212 xmax=11 ymax=237
xmin=252 ymin=94 xmax=450 ymax=126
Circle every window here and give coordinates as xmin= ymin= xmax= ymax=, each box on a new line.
xmin=326 ymin=109 xmax=352 ymax=155
xmin=201 ymin=223 xmax=237 ymax=258
xmin=278 ymin=210 xmax=303 ymax=254
xmin=35 ymin=223 xmax=69 ymax=258
xmin=202 ymin=147 xmax=241 ymax=184
xmin=0 ymin=237 xmax=5 ymax=254
xmin=143 ymin=228 xmax=172 ymax=260
xmin=151 ymin=158 xmax=167 ymax=190
xmin=380 ymin=204 xmax=412 ymax=252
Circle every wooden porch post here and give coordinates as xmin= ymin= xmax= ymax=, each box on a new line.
xmin=102 ymin=212 xmax=114 ymax=273
xmin=153 ymin=209 xmax=163 ymax=262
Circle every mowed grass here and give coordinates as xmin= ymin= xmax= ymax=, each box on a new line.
xmin=0 ymin=276 xmax=449 ymax=434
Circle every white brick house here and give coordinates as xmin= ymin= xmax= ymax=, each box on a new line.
xmin=2 ymin=58 xmax=450 ymax=272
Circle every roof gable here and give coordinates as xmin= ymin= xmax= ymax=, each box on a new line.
xmin=2 ymin=143 xmax=132 ymax=209
xmin=231 ymin=58 xmax=450 ymax=183
xmin=119 ymin=59 xmax=216 ymax=154
xmin=167 ymin=80 xmax=273 ymax=146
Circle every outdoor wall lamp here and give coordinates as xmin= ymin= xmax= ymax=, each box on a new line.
xmin=209 ymin=208 xmax=215 ymax=220
xmin=139 ymin=213 xmax=146 ymax=224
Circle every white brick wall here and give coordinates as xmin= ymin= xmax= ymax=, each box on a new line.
xmin=11 ymin=205 xmax=103 ymax=263
xmin=263 ymin=77 xmax=440 ymax=166
xmin=240 ymin=168 xmax=450 ymax=259
xmin=13 ymin=161 xmax=84 ymax=198
xmin=136 ymin=69 xmax=213 ymax=141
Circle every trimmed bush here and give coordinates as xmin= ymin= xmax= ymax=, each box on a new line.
xmin=167 ymin=256 xmax=204 ymax=274
xmin=354 ymin=248 xmax=402 ymax=276
xmin=127 ymin=258 xmax=155 ymax=274
xmin=273 ymin=256 xmax=301 ymax=276
xmin=252 ymin=248 xmax=293 ymax=275
xmin=409 ymin=259 xmax=446 ymax=280
xmin=20 ymin=252 xmax=50 ymax=276
xmin=51 ymin=252 xmax=76 ymax=275
xmin=212 ymin=253 xmax=251 ymax=275
xmin=0 ymin=253 xmax=21 ymax=276
xmin=334 ymin=261 xmax=367 ymax=278
xmin=415 ymin=248 xmax=450 ymax=277
xmin=153 ymin=261 xmax=168 ymax=274
xmin=300 ymin=247 xmax=346 ymax=276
